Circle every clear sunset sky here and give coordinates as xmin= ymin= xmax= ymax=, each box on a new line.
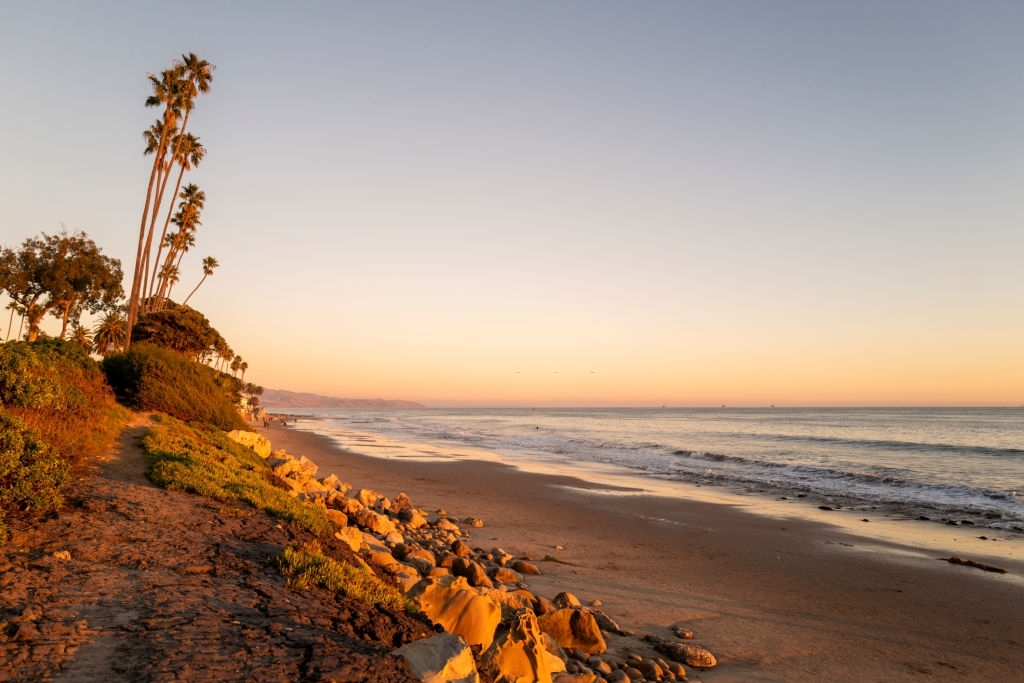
xmin=1 ymin=2 xmax=1021 ymax=407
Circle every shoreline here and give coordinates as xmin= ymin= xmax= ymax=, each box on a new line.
xmin=261 ymin=422 xmax=1024 ymax=682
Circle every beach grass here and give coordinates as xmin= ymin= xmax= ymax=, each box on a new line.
xmin=270 ymin=540 xmax=412 ymax=612
xmin=141 ymin=415 xmax=334 ymax=536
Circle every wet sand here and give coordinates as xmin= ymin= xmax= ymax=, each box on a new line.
xmin=263 ymin=422 xmax=1024 ymax=682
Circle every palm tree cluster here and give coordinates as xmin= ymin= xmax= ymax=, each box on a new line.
xmin=126 ymin=53 xmax=218 ymax=348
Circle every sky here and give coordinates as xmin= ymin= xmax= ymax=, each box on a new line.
xmin=1 ymin=1 xmax=1022 ymax=407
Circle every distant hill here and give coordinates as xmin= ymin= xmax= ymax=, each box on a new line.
xmin=261 ymin=388 xmax=424 ymax=409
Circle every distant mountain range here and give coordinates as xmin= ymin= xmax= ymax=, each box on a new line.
xmin=262 ymin=389 xmax=424 ymax=409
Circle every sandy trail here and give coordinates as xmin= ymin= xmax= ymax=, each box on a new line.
xmin=0 ymin=415 xmax=427 ymax=683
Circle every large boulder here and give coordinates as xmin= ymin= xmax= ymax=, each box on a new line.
xmin=393 ymin=632 xmax=480 ymax=683
xmin=406 ymin=576 xmax=502 ymax=650
xmin=480 ymin=609 xmax=562 ymax=683
xmin=225 ymin=430 xmax=272 ymax=458
xmin=537 ymin=609 xmax=606 ymax=655
xmin=353 ymin=508 xmax=397 ymax=536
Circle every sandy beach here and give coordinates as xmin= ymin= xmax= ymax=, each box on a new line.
xmin=262 ymin=422 xmax=1024 ymax=682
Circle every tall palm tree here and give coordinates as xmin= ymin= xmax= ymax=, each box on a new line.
xmin=127 ymin=54 xmax=214 ymax=348
xmin=154 ymin=184 xmax=203 ymax=307
xmin=92 ymin=310 xmax=127 ymax=356
xmin=128 ymin=69 xmax=182 ymax=339
xmin=148 ymin=133 xmax=205 ymax=300
xmin=182 ymin=256 xmax=219 ymax=306
xmin=239 ymin=361 xmax=248 ymax=381
xmin=231 ymin=355 xmax=242 ymax=377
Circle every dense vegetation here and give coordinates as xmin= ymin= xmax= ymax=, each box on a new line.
xmin=102 ymin=343 xmax=247 ymax=431
xmin=0 ymin=340 xmax=128 ymax=543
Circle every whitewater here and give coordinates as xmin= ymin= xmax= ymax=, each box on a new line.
xmin=276 ymin=407 xmax=1024 ymax=533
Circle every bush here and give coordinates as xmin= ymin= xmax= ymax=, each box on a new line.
xmin=0 ymin=340 xmax=125 ymax=464
xmin=103 ymin=343 xmax=246 ymax=431
xmin=0 ymin=339 xmax=126 ymax=544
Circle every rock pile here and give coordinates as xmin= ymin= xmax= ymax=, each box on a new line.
xmin=227 ymin=432 xmax=718 ymax=682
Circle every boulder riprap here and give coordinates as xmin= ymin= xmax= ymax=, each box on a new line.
xmin=255 ymin=432 xmax=719 ymax=682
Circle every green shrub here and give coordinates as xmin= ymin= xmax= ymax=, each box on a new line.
xmin=142 ymin=416 xmax=333 ymax=536
xmin=103 ymin=343 xmax=246 ymax=431
xmin=0 ymin=339 xmax=126 ymax=545
xmin=0 ymin=408 xmax=71 ymax=544
xmin=0 ymin=340 xmax=126 ymax=463
xmin=270 ymin=540 xmax=411 ymax=611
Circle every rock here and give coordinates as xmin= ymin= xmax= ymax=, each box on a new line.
xmin=355 ymin=488 xmax=382 ymax=508
xmin=553 ymin=592 xmax=582 ymax=608
xmin=353 ymin=509 xmax=397 ymax=536
xmin=586 ymin=609 xmax=631 ymax=636
xmin=490 ymin=566 xmax=524 ymax=585
xmin=537 ymin=609 xmax=606 ymax=655
xmin=398 ymin=508 xmax=428 ymax=529
xmin=451 ymin=539 xmax=475 ymax=558
xmin=511 ymin=560 xmax=542 ymax=576
xmin=52 ymin=550 xmax=71 ymax=561
xmin=489 ymin=547 xmax=512 ymax=565
xmin=644 ymin=634 xmax=717 ymax=668
xmin=333 ymin=526 xmax=362 ymax=552
xmin=334 ymin=496 xmax=365 ymax=516
xmin=452 ymin=557 xmax=495 ymax=589
xmin=319 ymin=473 xmax=351 ymax=494
xmin=487 ymin=588 xmax=535 ymax=617
xmin=225 ymin=429 xmax=272 ymax=458
xmin=553 ymin=673 xmax=596 ymax=683
xmin=392 ymin=492 xmax=414 ymax=511
xmin=636 ymin=658 xmax=663 ymax=679
xmin=671 ymin=626 xmax=695 ymax=640
xmin=465 ymin=517 xmax=485 ymax=528
xmin=534 ymin=596 xmax=557 ymax=615
xmin=324 ymin=508 xmax=348 ymax=529
xmin=393 ymin=632 xmax=480 ymax=683
xmin=481 ymin=609 xmax=559 ymax=683
xmin=406 ymin=575 xmax=502 ymax=650
xmin=387 ymin=563 xmax=424 ymax=592
xmin=434 ymin=517 xmax=462 ymax=534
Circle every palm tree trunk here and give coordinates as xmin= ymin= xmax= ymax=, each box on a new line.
xmin=181 ymin=274 xmax=208 ymax=306
xmin=144 ymin=109 xmax=192 ymax=307
xmin=6 ymin=304 xmax=15 ymax=341
xmin=149 ymin=164 xmax=188 ymax=298
xmin=126 ymin=145 xmax=165 ymax=349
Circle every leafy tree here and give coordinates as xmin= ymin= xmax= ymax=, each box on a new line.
xmin=0 ymin=230 xmax=123 ymax=342
xmin=131 ymin=301 xmax=226 ymax=362
xmin=127 ymin=53 xmax=214 ymax=348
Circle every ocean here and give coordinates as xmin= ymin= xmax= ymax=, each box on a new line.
xmin=276 ymin=406 xmax=1024 ymax=533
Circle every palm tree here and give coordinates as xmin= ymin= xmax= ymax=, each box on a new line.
xmin=93 ymin=310 xmax=127 ymax=356
xmin=231 ymin=355 xmax=242 ymax=377
xmin=5 ymin=301 xmax=20 ymax=342
xmin=182 ymin=256 xmax=219 ymax=306
xmin=239 ymin=361 xmax=248 ymax=381
xmin=148 ymin=133 xmax=205 ymax=300
xmin=128 ymin=69 xmax=182 ymax=339
xmin=154 ymin=184 xmax=203 ymax=307
xmin=127 ymin=54 xmax=214 ymax=348
xmin=68 ymin=323 xmax=93 ymax=353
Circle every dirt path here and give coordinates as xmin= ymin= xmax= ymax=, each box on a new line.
xmin=0 ymin=415 xmax=430 ymax=682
